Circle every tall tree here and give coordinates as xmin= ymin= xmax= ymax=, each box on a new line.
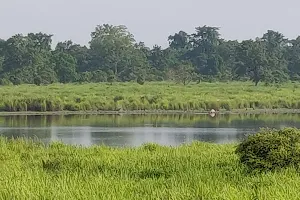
xmin=261 ymin=30 xmax=289 ymax=84
xmin=0 ymin=39 xmax=5 ymax=72
xmin=187 ymin=26 xmax=224 ymax=79
xmin=148 ymin=45 xmax=181 ymax=80
xmin=168 ymin=31 xmax=191 ymax=50
xmin=217 ymin=40 xmax=239 ymax=81
xmin=27 ymin=32 xmax=53 ymax=52
xmin=52 ymin=52 xmax=78 ymax=83
xmin=285 ymin=36 xmax=300 ymax=80
xmin=55 ymin=40 xmax=90 ymax=72
xmin=2 ymin=34 xmax=32 ymax=73
xmin=235 ymin=40 xmax=268 ymax=85
xmin=89 ymin=24 xmax=136 ymax=81
xmin=2 ymin=33 xmax=56 ymax=84
xmin=173 ymin=62 xmax=196 ymax=85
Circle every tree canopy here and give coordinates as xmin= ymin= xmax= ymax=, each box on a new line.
xmin=0 ymin=24 xmax=299 ymax=85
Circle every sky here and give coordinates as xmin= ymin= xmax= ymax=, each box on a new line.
xmin=0 ymin=0 xmax=300 ymax=48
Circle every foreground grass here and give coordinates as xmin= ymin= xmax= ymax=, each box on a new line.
xmin=0 ymin=81 xmax=300 ymax=112
xmin=1 ymin=138 xmax=300 ymax=199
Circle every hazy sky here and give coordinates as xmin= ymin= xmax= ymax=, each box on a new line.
xmin=1 ymin=0 xmax=299 ymax=48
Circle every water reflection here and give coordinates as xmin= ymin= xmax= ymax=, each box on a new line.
xmin=0 ymin=114 xmax=300 ymax=147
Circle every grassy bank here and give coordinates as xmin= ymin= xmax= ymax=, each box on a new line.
xmin=0 ymin=81 xmax=300 ymax=112
xmin=1 ymin=138 xmax=300 ymax=199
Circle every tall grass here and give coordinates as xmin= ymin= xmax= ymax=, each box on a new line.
xmin=0 ymin=81 xmax=300 ymax=112
xmin=1 ymin=137 xmax=300 ymax=199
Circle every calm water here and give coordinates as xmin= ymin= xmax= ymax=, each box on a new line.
xmin=1 ymin=114 xmax=300 ymax=147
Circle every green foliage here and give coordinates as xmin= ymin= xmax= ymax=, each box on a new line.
xmin=168 ymin=31 xmax=191 ymax=50
xmin=78 ymin=72 xmax=92 ymax=83
xmin=0 ymin=24 xmax=300 ymax=85
xmin=0 ymin=78 xmax=12 ymax=85
xmin=9 ymin=76 xmax=22 ymax=85
xmin=89 ymin=24 xmax=148 ymax=82
xmin=2 ymin=137 xmax=300 ymax=199
xmin=33 ymin=76 xmax=42 ymax=86
xmin=137 ymin=76 xmax=145 ymax=85
xmin=52 ymin=52 xmax=78 ymax=83
xmin=173 ymin=62 xmax=196 ymax=85
xmin=236 ymin=128 xmax=300 ymax=172
xmin=107 ymin=74 xmax=116 ymax=84
xmin=91 ymin=70 xmax=108 ymax=82
xmin=0 ymin=82 xmax=299 ymax=112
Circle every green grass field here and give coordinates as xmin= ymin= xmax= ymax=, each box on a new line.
xmin=1 ymin=137 xmax=300 ymax=199
xmin=0 ymin=81 xmax=299 ymax=112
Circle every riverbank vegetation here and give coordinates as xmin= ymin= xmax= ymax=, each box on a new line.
xmin=2 ymin=128 xmax=300 ymax=199
xmin=0 ymin=82 xmax=300 ymax=112
xmin=2 ymin=24 xmax=300 ymax=113
xmin=1 ymin=24 xmax=300 ymax=86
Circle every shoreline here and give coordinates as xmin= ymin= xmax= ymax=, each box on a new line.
xmin=0 ymin=108 xmax=300 ymax=116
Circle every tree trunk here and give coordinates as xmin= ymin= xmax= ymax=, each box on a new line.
xmin=253 ymin=66 xmax=259 ymax=86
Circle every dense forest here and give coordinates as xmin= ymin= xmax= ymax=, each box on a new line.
xmin=0 ymin=24 xmax=299 ymax=86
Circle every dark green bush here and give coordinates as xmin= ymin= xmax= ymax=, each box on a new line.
xmin=235 ymin=127 xmax=300 ymax=171
xmin=33 ymin=76 xmax=42 ymax=86
xmin=137 ymin=76 xmax=145 ymax=85
xmin=0 ymin=78 xmax=12 ymax=86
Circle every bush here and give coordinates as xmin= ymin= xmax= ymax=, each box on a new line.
xmin=137 ymin=76 xmax=145 ymax=85
xmin=33 ymin=76 xmax=42 ymax=86
xmin=235 ymin=127 xmax=300 ymax=172
xmin=0 ymin=78 xmax=12 ymax=86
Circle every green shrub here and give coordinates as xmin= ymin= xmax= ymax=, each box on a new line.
xmin=137 ymin=76 xmax=145 ymax=85
xmin=113 ymin=95 xmax=124 ymax=102
xmin=235 ymin=128 xmax=300 ymax=172
xmin=0 ymin=78 xmax=12 ymax=86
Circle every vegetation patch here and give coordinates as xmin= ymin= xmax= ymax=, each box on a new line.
xmin=236 ymin=127 xmax=300 ymax=172
xmin=0 ymin=82 xmax=299 ymax=112
xmin=1 ymin=134 xmax=300 ymax=199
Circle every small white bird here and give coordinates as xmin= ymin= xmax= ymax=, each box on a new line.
xmin=209 ymin=109 xmax=216 ymax=117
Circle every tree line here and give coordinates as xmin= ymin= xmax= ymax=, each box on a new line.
xmin=0 ymin=24 xmax=299 ymax=86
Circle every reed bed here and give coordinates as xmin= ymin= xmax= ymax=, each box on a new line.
xmin=0 ymin=81 xmax=299 ymax=112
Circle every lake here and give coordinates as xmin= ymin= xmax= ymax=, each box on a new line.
xmin=0 ymin=113 xmax=299 ymax=147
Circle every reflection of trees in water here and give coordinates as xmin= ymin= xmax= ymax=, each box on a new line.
xmin=191 ymin=128 xmax=254 ymax=144
xmin=2 ymin=113 xmax=300 ymax=147
xmin=1 ymin=115 xmax=60 ymax=127
xmin=1 ymin=113 xmax=300 ymax=128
